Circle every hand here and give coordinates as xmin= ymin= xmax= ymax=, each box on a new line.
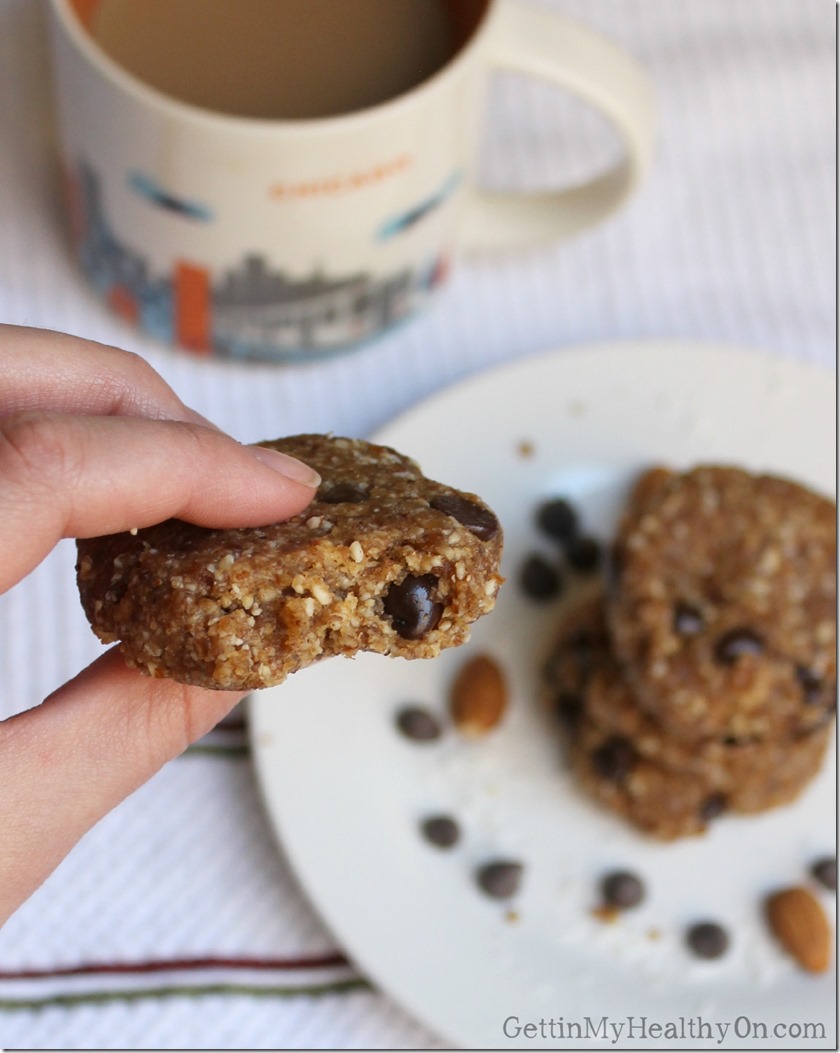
xmin=0 ymin=325 xmax=319 ymax=924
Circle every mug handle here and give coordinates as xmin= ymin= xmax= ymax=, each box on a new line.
xmin=459 ymin=1 xmax=656 ymax=250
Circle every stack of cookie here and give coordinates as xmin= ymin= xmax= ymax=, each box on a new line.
xmin=545 ymin=465 xmax=836 ymax=839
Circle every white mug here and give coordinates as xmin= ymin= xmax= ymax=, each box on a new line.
xmin=48 ymin=0 xmax=655 ymax=362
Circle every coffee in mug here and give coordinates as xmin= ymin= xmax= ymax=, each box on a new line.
xmin=86 ymin=0 xmax=474 ymax=119
xmin=49 ymin=0 xmax=654 ymax=361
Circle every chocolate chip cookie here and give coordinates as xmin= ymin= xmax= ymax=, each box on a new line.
xmin=609 ymin=466 xmax=836 ymax=743
xmin=77 ymin=434 xmax=504 ymax=690
xmin=546 ymin=596 xmax=833 ymax=840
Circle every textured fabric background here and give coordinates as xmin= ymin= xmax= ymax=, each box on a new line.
xmin=0 ymin=0 xmax=835 ymax=1048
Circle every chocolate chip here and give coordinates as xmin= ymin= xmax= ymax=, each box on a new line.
xmin=674 ymin=602 xmax=704 ymax=635
xmin=520 ymin=554 xmax=563 ymax=601
xmin=429 ymin=494 xmax=500 ymax=541
xmin=554 ymin=692 xmax=584 ymax=730
xmin=567 ymin=536 xmax=602 ymax=574
xmin=395 ymin=705 xmax=442 ymax=742
xmin=384 ymin=574 xmax=443 ymax=640
xmin=601 ymin=870 xmax=645 ymax=909
xmin=536 ymin=498 xmax=579 ymax=543
xmin=796 ymin=665 xmax=823 ymax=704
xmin=565 ymin=627 xmax=600 ymax=677
xmin=320 ymin=482 xmax=369 ymax=503
xmin=723 ymin=734 xmax=759 ymax=748
xmin=714 ymin=628 xmax=764 ymax=665
xmin=475 ymin=860 xmax=523 ymax=899
xmin=699 ymin=793 xmax=728 ymax=821
xmin=591 ymin=736 xmax=636 ymax=782
xmin=685 ymin=921 xmax=730 ymax=960
xmin=420 ymin=815 xmax=460 ymax=849
xmin=545 ymin=632 xmax=596 ymax=699
xmin=811 ymin=856 xmax=837 ymax=891
xmin=104 ymin=580 xmax=128 ymax=606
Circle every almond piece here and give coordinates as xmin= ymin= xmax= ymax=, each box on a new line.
xmin=765 ymin=886 xmax=831 ymax=973
xmin=450 ymin=653 xmax=507 ymax=737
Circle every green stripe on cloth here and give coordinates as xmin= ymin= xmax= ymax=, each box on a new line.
xmin=0 ymin=977 xmax=371 ymax=1011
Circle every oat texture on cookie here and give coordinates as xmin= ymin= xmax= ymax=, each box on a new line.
xmin=545 ymin=595 xmax=833 ymax=840
xmin=76 ymin=435 xmax=504 ymax=690
xmin=609 ymin=465 xmax=836 ymax=743
xmin=543 ymin=464 xmax=836 ymax=840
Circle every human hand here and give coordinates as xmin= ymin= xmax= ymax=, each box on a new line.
xmin=0 ymin=325 xmax=320 ymax=924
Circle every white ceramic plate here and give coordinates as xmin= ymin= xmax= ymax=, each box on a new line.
xmin=251 ymin=343 xmax=836 ymax=1050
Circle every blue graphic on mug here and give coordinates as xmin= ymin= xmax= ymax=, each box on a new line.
xmin=376 ymin=171 xmax=461 ymax=241
xmin=128 ymin=170 xmax=214 ymax=222
xmin=63 ymin=160 xmax=452 ymax=360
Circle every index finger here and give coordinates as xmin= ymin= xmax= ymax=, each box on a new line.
xmin=0 ymin=324 xmax=206 ymax=423
xmin=0 ymin=413 xmax=319 ymax=592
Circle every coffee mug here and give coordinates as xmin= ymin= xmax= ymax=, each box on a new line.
xmin=48 ymin=0 xmax=655 ymax=362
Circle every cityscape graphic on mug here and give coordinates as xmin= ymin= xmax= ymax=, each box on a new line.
xmin=61 ymin=161 xmax=452 ymax=360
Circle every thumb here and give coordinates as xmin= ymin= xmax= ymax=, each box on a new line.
xmin=0 ymin=648 xmax=245 ymax=924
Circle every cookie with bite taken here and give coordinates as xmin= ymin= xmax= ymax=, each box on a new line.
xmin=77 ymin=434 xmax=504 ymax=690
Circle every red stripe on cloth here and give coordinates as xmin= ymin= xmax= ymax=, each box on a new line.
xmin=0 ymin=953 xmax=349 ymax=980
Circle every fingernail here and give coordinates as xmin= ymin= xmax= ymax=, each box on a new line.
xmin=249 ymin=444 xmax=321 ymax=488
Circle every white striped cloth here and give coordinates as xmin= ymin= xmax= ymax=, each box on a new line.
xmin=0 ymin=0 xmax=834 ymax=1048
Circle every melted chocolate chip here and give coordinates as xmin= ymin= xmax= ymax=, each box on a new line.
xmin=686 ymin=921 xmax=730 ymax=960
xmin=601 ymin=870 xmax=645 ymax=909
xmin=475 ymin=860 xmax=524 ymax=899
xmin=699 ymin=793 xmax=728 ymax=821
xmin=420 ymin=815 xmax=460 ymax=849
xmin=520 ymin=554 xmax=563 ymax=601
xmin=395 ymin=705 xmax=442 ymax=742
xmin=811 ymin=856 xmax=837 ymax=891
xmin=796 ymin=665 xmax=824 ymax=704
xmin=714 ymin=628 xmax=764 ymax=665
xmin=320 ymin=482 xmax=369 ymax=503
xmin=567 ymin=536 xmax=602 ymax=574
xmin=674 ymin=602 xmax=704 ymax=635
xmin=383 ymin=574 xmax=443 ymax=640
xmin=429 ymin=494 xmax=500 ymax=541
xmin=536 ymin=498 xmax=579 ymax=542
xmin=591 ymin=736 xmax=636 ymax=782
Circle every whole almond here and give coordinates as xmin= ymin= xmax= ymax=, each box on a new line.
xmin=450 ymin=653 xmax=508 ymax=737
xmin=765 ymin=886 xmax=831 ymax=973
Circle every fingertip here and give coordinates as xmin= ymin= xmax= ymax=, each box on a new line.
xmin=248 ymin=444 xmax=322 ymax=488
